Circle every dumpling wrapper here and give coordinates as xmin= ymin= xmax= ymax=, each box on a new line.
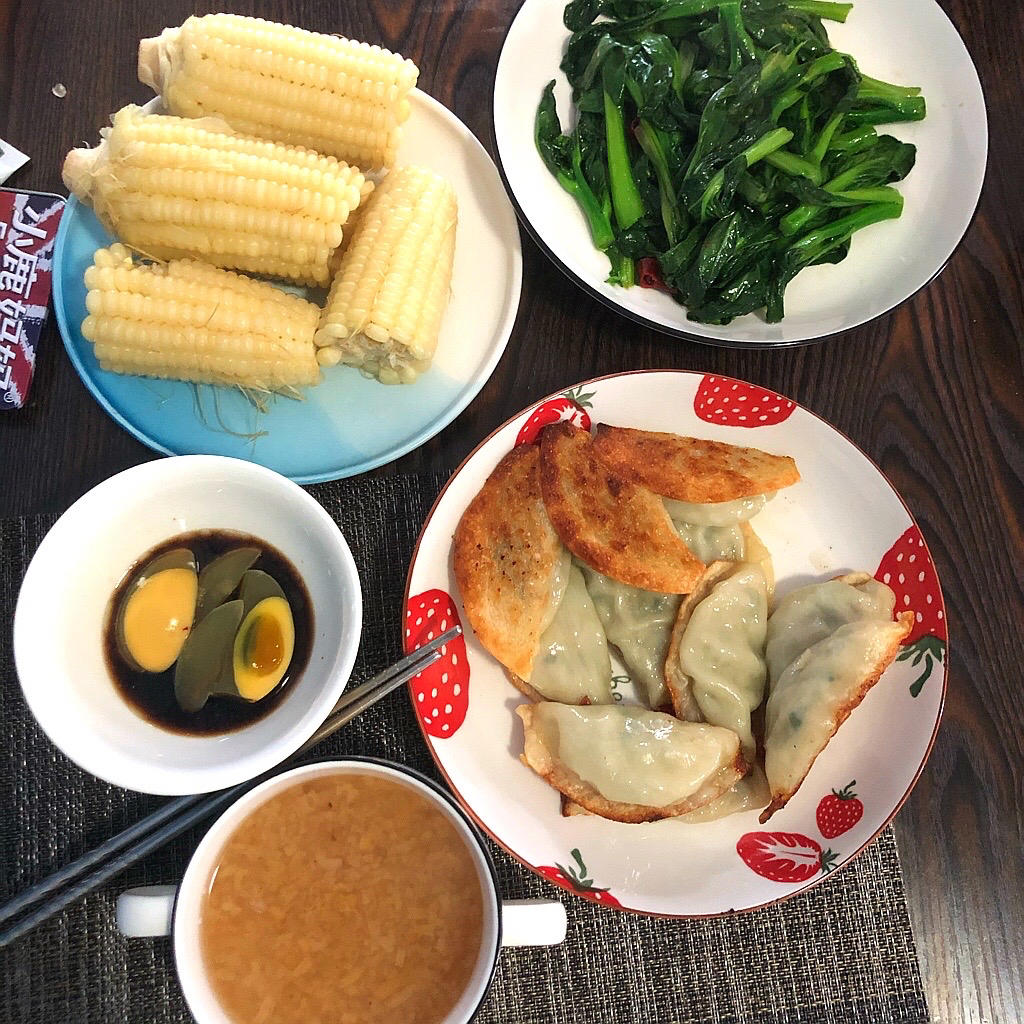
xmin=664 ymin=562 xmax=769 ymax=758
xmin=454 ymin=445 xmax=570 ymax=680
xmin=591 ymin=424 xmax=800 ymax=503
xmin=668 ymin=519 xmax=774 ymax=599
xmin=671 ymin=520 xmax=745 ymax=561
xmin=663 ymin=493 xmax=771 ymax=526
xmin=677 ymin=764 xmax=771 ymax=823
xmin=517 ymin=702 xmax=747 ymax=823
xmin=507 ymin=564 xmax=613 ymax=705
xmin=563 ymin=765 xmax=771 ymax=822
xmin=761 ymin=575 xmax=913 ymax=821
xmin=539 ymin=422 xmax=704 ymax=594
xmin=740 ymin=523 xmax=775 ymax=600
xmin=765 ymin=573 xmax=896 ymax=683
xmin=576 ymin=561 xmax=680 ymax=710
xmin=577 ymin=524 xmax=773 ymax=711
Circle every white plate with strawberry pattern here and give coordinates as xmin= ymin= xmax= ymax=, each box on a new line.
xmin=403 ymin=370 xmax=946 ymax=915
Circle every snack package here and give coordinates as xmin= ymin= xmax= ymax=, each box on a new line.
xmin=0 ymin=188 xmax=65 ymax=409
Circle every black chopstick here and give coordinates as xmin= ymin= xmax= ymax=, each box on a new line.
xmin=0 ymin=628 xmax=457 ymax=947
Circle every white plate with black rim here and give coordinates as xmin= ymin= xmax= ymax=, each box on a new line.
xmin=493 ymin=0 xmax=987 ymax=347
xmin=403 ymin=370 xmax=947 ymax=915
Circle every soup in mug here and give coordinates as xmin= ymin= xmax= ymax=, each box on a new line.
xmin=200 ymin=771 xmax=487 ymax=1024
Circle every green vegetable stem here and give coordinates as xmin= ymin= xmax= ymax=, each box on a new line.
xmin=602 ymin=56 xmax=646 ymax=229
xmin=535 ymin=81 xmax=616 ymax=250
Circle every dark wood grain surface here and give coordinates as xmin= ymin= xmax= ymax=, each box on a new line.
xmin=1 ymin=1 xmax=1022 ymax=1021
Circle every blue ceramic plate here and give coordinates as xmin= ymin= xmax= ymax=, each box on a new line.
xmin=53 ymin=91 xmax=522 ymax=482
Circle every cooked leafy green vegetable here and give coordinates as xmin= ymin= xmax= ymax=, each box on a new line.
xmin=534 ymin=0 xmax=923 ymax=324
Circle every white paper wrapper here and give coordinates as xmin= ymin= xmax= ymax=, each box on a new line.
xmin=0 ymin=140 xmax=30 ymax=184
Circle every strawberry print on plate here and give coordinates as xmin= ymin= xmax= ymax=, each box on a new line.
xmin=817 ymin=782 xmax=865 ymax=839
xmin=405 ymin=371 xmax=946 ymax=916
xmin=536 ymin=849 xmax=622 ymax=908
xmin=516 ymin=386 xmax=594 ymax=445
xmin=405 ymin=590 xmax=469 ymax=738
xmin=737 ymin=832 xmax=837 ymax=884
xmin=694 ymin=374 xmax=796 ymax=427
xmin=875 ymin=525 xmax=947 ymax=697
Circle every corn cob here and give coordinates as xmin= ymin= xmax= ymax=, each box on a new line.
xmin=139 ymin=14 xmax=419 ymax=170
xmin=82 ymin=243 xmax=320 ymax=391
xmin=62 ymin=105 xmax=371 ymax=286
xmin=314 ymin=166 xmax=457 ymax=385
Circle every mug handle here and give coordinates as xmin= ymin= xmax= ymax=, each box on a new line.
xmin=117 ymin=889 xmax=568 ymax=946
xmin=117 ymin=885 xmax=177 ymax=938
xmin=500 ymin=899 xmax=567 ymax=947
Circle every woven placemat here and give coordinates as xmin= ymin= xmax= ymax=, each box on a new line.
xmin=0 ymin=474 xmax=930 ymax=1024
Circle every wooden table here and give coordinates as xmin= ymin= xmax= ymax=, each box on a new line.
xmin=2 ymin=1 xmax=1021 ymax=1021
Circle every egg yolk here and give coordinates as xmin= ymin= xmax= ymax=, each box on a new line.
xmin=243 ymin=616 xmax=285 ymax=674
xmin=121 ymin=568 xmax=198 ymax=673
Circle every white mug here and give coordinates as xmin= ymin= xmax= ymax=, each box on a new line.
xmin=117 ymin=758 xmax=567 ymax=1024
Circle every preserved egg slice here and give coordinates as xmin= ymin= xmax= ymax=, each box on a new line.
xmin=239 ymin=569 xmax=286 ymax=616
xmin=174 ymin=599 xmax=245 ymax=713
xmin=195 ymin=547 xmax=260 ymax=622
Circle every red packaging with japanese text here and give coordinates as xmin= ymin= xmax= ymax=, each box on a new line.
xmin=0 ymin=188 xmax=66 ymax=409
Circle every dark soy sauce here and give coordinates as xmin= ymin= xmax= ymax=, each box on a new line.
xmin=104 ymin=530 xmax=313 ymax=736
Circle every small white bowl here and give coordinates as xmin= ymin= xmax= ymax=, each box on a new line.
xmin=13 ymin=456 xmax=362 ymax=795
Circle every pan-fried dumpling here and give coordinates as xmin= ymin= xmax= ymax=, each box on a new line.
xmin=539 ymin=422 xmax=705 ymax=594
xmin=664 ymin=562 xmax=768 ymax=757
xmin=454 ymin=445 xmax=570 ymax=680
xmin=663 ymin=493 xmax=771 ymax=526
xmin=576 ymin=562 xmax=680 ymax=710
xmin=669 ymin=520 xmax=774 ymax=599
xmin=765 ymin=573 xmax=896 ymax=682
xmin=578 ymin=525 xmax=772 ymax=710
xmin=591 ymin=425 xmax=800 ymax=502
xmin=515 ymin=564 xmax=613 ymax=705
xmin=563 ymin=765 xmax=771 ymax=822
xmin=676 ymin=765 xmax=771 ymax=823
xmin=761 ymin=575 xmax=914 ymax=821
xmin=517 ymin=703 xmax=747 ymax=823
